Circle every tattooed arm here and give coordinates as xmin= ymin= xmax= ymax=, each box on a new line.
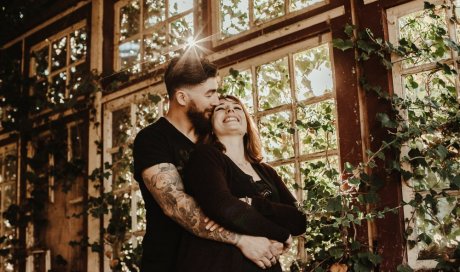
xmin=142 ymin=163 xmax=281 ymax=268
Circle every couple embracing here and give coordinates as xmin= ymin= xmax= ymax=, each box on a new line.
xmin=133 ymin=53 xmax=306 ymax=272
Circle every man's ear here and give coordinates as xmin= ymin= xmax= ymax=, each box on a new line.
xmin=175 ymin=89 xmax=188 ymax=106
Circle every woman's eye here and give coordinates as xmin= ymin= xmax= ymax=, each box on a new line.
xmin=235 ymin=107 xmax=242 ymax=110
xmin=215 ymin=107 xmax=224 ymax=111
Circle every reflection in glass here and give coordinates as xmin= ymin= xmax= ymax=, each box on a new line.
xmin=120 ymin=0 xmax=140 ymax=42
xmin=51 ymin=37 xmax=67 ymax=71
xmin=291 ymin=0 xmax=324 ymax=12
xmin=144 ymin=0 xmax=165 ymax=29
xmin=259 ymin=111 xmax=294 ymax=161
xmin=220 ymin=0 xmax=249 ymax=37
xmin=70 ymin=28 xmax=87 ymax=63
xmin=170 ymin=13 xmax=194 ymax=47
xmin=257 ymin=57 xmax=291 ymax=110
xmin=119 ymin=40 xmax=141 ymax=73
xmin=254 ymin=0 xmax=284 ymax=25
xmin=221 ymin=69 xmax=254 ymax=113
xmin=169 ymin=0 xmax=193 ymax=16
xmin=297 ymin=99 xmax=337 ymax=155
xmin=294 ymin=43 xmax=333 ymax=101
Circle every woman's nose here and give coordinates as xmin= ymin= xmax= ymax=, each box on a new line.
xmin=226 ymin=107 xmax=234 ymax=113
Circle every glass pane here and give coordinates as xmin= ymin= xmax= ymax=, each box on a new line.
xmin=297 ymin=99 xmax=337 ymax=155
xmin=69 ymin=64 xmax=85 ymax=94
xmin=410 ymin=165 xmax=451 ymax=191
xmin=169 ymin=0 xmax=193 ymax=16
xmin=221 ymin=69 xmax=254 ymax=113
xmin=119 ymin=0 xmax=140 ymax=42
xmin=112 ymin=107 xmax=131 ymax=148
xmin=134 ymin=95 xmax=161 ymax=130
xmin=144 ymin=0 xmax=166 ymax=29
xmin=4 ymin=154 xmax=17 ymax=182
xmin=415 ymin=196 xmax=460 ymax=260
xmin=135 ymin=189 xmax=146 ymax=231
xmin=33 ymin=81 xmax=48 ymax=108
xmin=49 ymin=72 xmax=67 ymax=104
xmin=3 ymin=185 xmax=16 ymax=212
xmin=254 ymin=0 xmax=284 ymax=25
xmin=70 ymin=125 xmax=82 ymax=159
xmin=70 ymin=27 xmax=87 ymax=63
xmin=259 ymin=111 xmax=294 ymax=161
xmin=273 ymin=163 xmax=297 ymax=196
xmin=32 ymin=47 xmax=49 ymax=79
xmin=300 ymin=156 xmax=340 ymax=212
xmin=119 ymin=40 xmax=141 ymax=73
xmin=51 ymin=36 xmax=67 ymax=71
xmin=403 ymin=69 xmax=456 ymax=125
xmin=220 ymin=0 xmax=249 ymax=37
xmin=257 ymin=57 xmax=291 ymax=110
xmin=169 ymin=13 xmax=194 ymax=48
xmin=294 ymin=43 xmax=333 ymax=101
xmin=143 ymin=29 xmax=168 ymax=70
xmin=398 ymin=8 xmax=449 ymax=68
xmin=290 ymin=0 xmax=324 ymax=12
xmin=112 ymin=151 xmax=133 ymax=190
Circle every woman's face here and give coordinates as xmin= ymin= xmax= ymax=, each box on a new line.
xmin=212 ymin=98 xmax=248 ymax=138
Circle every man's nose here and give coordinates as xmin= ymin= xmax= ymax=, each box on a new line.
xmin=211 ymin=93 xmax=219 ymax=106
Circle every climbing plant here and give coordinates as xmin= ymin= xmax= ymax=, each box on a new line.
xmin=0 ymin=1 xmax=459 ymax=272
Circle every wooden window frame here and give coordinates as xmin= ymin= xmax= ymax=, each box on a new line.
xmin=210 ymin=0 xmax=329 ymax=47
xmin=28 ymin=20 xmax=88 ymax=105
xmin=387 ymin=0 xmax=460 ymax=269
xmin=113 ymin=0 xmax=196 ymax=73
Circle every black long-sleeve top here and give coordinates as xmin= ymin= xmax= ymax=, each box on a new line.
xmin=176 ymin=144 xmax=306 ymax=272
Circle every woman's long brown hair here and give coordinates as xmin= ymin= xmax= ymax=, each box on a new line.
xmin=202 ymin=95 xmax=263 ymax=163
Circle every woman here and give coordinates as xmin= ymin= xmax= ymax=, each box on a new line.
xmin=177 ymin=95 xmax=306 ymax=272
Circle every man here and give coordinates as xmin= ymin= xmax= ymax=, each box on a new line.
xmin=133 ymin=54 xmax=282 ymax=271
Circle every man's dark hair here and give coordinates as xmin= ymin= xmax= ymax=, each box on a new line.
xmin=164 ymin=55 xmax=218 ymax=98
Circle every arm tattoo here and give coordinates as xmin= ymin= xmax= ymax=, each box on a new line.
xmin=142 ymin=163 xmax=240 ymax=244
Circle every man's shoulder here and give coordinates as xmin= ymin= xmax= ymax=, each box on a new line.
xmin=135 ymin=118 xmax=167 ymax=140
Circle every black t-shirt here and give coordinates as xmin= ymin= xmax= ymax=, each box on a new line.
xmin=133 ymin=117 xmax=195 ymax=272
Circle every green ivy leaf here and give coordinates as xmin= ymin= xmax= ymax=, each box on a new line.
xmin=328 ymin=247 xmax=344 ymax=259
xmin=452 ymin=175 xmax=460 ymax=189
xmin=418 ymin=233 xmax=433 ymax=245
xmin=332 ymin=38 xmax=354 ymax=51
xmin=435 ymin=144 xmax=448 ymax=160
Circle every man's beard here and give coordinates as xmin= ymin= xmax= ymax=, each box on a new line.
xmin=186 ymin=101 xmax=212 ymax=138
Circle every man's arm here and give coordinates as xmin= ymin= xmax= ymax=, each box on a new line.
xmin=142 ymin=163 xmax=280 ymax=268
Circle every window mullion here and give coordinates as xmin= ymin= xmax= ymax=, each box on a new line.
xmin=249 ymin=0 xmax=254 ymax=28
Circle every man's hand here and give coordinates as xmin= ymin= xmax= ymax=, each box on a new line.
xmin=235 ymin=235 xmax=281 ymax=269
